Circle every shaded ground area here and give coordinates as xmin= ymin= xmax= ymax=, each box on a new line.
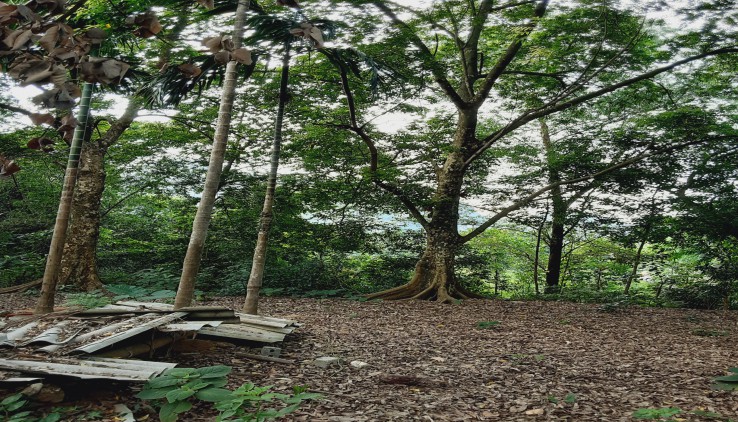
xmin=1 ymin=296 xmax=737 ymax=421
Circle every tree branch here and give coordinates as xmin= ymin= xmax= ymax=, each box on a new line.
xmin=0 ymin=103 xmax=34 ymax=117
xmin=471 ymin=0 xmax=549 ymax=105
xmin=460 ymin=138 xmax=708 ymax=243
xmin=371 ymin=1 xmax=465 ymax=108
xmin=465 ymin=47 xmax=738 ymax=168
xmin=332 ymin=57 xmax=430 ymax=230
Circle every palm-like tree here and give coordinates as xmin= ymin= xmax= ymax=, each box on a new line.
xmin=174 ymin=0 xmax=253 ymax=309
xmin=242 ymin=12 xmax=333 ymax=314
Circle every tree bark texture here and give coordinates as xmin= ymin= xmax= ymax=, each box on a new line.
xmin=366 ymin=112 xmax=482 ymax=303
xmin=57 ymin=141 xmax=106 ymax=291
xmin=624 ymin=225 xmax=650 ymax=295
xmin=242 ymin=42 xmax=291 ymax=315
xmin=540 ymin=119 xmax=566 ymax=293
xmin=57 ymin=100 xmax=139 ymax=291
xmin=174 ymin=0 xmax=250 ymax=309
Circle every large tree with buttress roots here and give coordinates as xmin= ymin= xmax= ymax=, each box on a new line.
xmin=326 ymin=0 xmax=738 ymax=302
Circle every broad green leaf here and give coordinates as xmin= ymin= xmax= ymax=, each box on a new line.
xmin=196 ymin=365 xmax=232 ymax=379
xmin=1 ymin=393 xmax=24 ymax=406
xmin=159 ymin=400 xmax=192 ymax=422
xmin=136 ymin=388 xmax=170 ymax=400
xmin=166 ymin=388 xmax=196 ymax=403
xmin=195 ymin=387 xmax=233 ymax=402
xmin=145 ymin=377 xmax=183 ymax=389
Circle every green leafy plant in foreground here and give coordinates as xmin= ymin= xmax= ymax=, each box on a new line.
xmin=476 ymin=321 xmax=501 ymax=329
xmin=1 ymin=393 xmax=33 ymax=422
xmin=213 ymin=384 xmax=321 ymax=422
xmin=136 ymin=366 xmax=320 ymax=422
xmin=713 ymin=367 xmax=738 ymax=391
xmin=63 ymin=291 xmax=112 ymax=309
xmin=633 ymin=407 xmax=730 ymax=421
xmin=632 ymin=407 xmax=683 ymax=420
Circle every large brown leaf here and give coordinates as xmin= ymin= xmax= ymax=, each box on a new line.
xmin=127 ymin=12 xmax=162 ymax=38
xmin=78 ymin=57 xmax=130 ymax=85
xmin=28 ymin=0 xmax=66 ymax=14
xmin=213 ymin=50 xmax=230 ymax=65
xmin=177 ymin=63 xmax=202 ymax=78
xmin=29 ymin=112 xmax=55 ymax=126
xmin=289 ymin=22 xmax=324 ymax=48
xmin=0 ymin=155 xmax=20 ymax=177
xmin=84 ymin=27 xmax=106 ymax=45
xmin=231 ymin=48 xmax=252 ymax=65
xmin=2 ymin=29 xmax=33 ymax=51
xmin=27 ymin=136 xmax=55 ymax=152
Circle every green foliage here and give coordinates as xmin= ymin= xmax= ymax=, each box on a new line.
xmin=63 ymin=291 xmax=112 ymax=309
xmin=712 ymin=368 xmax=738 ymax=391
xmin=633 ymin=407 xmax=729 ymax=421
xmin=632 ymin=407 xmax=683 ymax=420
xmin=476 ymin=321 xmax=501 ymax=329
xmin=213 ymin=384 xmax=321 ymax=422
xmin=137 ymin=366 xmax=233 ymax=422
xmin=1 ymin=394 xmax=33 ymax=422
xmin=105 ymin=284 xmax=177 ymax=301
xmin=137 ymin=366 xmax=320 ymax=422
xmin=692 ymin=329 xmax=729 ymax=337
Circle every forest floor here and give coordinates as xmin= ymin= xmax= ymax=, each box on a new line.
xmin=1 ymin=296 xmax=737 ymax=421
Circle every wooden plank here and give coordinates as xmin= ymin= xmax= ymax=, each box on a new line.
xmin=198 ymin=325 xmax=286 ymax=343
xmin=73 ymin=312 xmax=187 ymax=354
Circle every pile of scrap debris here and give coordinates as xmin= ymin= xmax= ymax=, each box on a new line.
xmin=0 ymin=301 xmax=299 ymax=383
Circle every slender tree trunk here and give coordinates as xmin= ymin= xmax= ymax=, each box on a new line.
xmin=35 ymin=78 xmax=95 ymax=314
xmin=624 ymin=230 xmax=648 ymax=295
xmin=174 ymin=0 xmax=250 ymax=309
xmin=533 ymin=204 xmax=549 ymax=295
xmin=540 ymin=119 xmax=566 ymax=294
xmin=494 ymin=269 xmax=500 ymax=295
xmin=242 ymin=42 xmax=291 ymax=315
xmin=545 ymin=214 xmax=565 ymax=292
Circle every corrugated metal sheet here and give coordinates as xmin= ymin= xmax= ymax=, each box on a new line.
xmin=72 ymin=312 xmax=187 ymax=354
xmin=0 ymin=301 xmax=301 ymax=381
xmin=0 ymin=357 xmax=175 ymax=381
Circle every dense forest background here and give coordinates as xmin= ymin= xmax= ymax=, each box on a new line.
xmin=0 ymin=0 xmax=737 ymax=311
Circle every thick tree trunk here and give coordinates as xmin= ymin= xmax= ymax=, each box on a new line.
xmin=367 ymin=230 xmax=467 ymax=303
xmin=58 ymin=141 xmax=106 ymax=291
xmin=365 ymin=110 xmax=484 ymax=302
xmin=174 ymin=0 xmax=250 ymax=309
xmin=242 ymin=42 xmax=291 ymax=315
